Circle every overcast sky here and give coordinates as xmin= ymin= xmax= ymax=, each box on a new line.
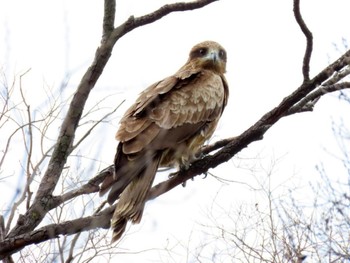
xmin=1 ymin=0 xmax=350 ymax=262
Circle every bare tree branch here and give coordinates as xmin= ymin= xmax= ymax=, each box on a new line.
xmin=0 ymin=216 xmax=13 ymax=263
xmin=102 ymin=0 xmax=116 ymax=42
xmin=0 ymin=73 xmax=16 ymax=128
xmin=200 ymin=136 xmax=237 ymax=155
xmin=0 ymin=206 xmax=114 ymax=258
xmin=287 ymin=82 xmax=350 ymax=114
xmin=293 ymin=0 xmax=313 ymax=81
xmin=323 ymin=65 xmax=350 ymax=86
xmin=19 ymin=70 xmax=34 ymax=211
xmin=70 ymin=102 xmax=124 ymax=152
xmin=109 ymin=0 xmax=219 ymax=44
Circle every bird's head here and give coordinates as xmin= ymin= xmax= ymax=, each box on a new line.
xmin=188 ymin=41 xmax=227 ymax=74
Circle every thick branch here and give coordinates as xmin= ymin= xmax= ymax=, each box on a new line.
xmin=0 ymin=206 xmax=115 ymax=258
xmin=201 ymin=136 xmax=237 ymax=155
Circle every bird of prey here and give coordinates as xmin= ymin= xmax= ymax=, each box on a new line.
xmin=100 ymin=40 xmax=229 ymax=242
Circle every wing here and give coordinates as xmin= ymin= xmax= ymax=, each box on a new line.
xmin=117 ymin=68 xmax=228 ymax=155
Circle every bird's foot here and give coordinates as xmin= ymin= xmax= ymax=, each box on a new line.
xmin=168 ymin=162 xmax=193 ymax=187
xmin=194 ymin=151 xmax=205 ymax=160
xmin=168 ymin=171 xmax=178 ymax=179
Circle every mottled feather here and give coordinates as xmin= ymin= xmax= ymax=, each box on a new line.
xmin=100 ymin=40 xmax=229 ymax=242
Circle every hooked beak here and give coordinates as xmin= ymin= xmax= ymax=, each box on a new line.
xmin=208 ymin=51 xmax=218 ymax=63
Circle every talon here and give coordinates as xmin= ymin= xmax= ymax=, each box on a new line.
xmin=168 ymin=171 xmax=177 ymax=179
xmin=195 ymin=152 xmax=205 ymax=159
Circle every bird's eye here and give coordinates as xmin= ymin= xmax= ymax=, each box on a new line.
xmin=189 ymin=47 xmax=208 ymax=60
xmin=219 ymin=49 xmax=226 ymax=59
xmin=198 ymin=48 xmax=207 ymax=56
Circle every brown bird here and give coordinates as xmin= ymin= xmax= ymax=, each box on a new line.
xmin=100 ymin=40 xmax=229 ymax=242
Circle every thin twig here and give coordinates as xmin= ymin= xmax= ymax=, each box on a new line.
xmin=56 ymin=166 xmax=112 ymax=207
xmin=71 ymin=101 xmax=124 ymax=153
xmin=19 ymin=69 xmax=34 ymax=210
xmin=109 ymin=0 xmax=218 ymax=45
xmin=287 ymin=82 xmax=350 ymax=114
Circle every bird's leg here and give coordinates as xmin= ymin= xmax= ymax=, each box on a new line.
xmin=167 ymin=160 xmax=193 ymax=187
xmin=168 ymin=171 xmax=178 ymax=179
xmin=168 ymin=162 xmax=190 ymax=178
xmin=179 ymin=162 xmax=193 ymax=187
xmin=168 ymin=148 xmax=210 ymax=186
xmin=194 ymin=150 xmax=205 ymax=160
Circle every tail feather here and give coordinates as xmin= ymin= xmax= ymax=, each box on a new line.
xmin=100 ymin=143 xmax=150 ymax=204
xmin=111 ymin=218 xmax=127 ymax=243
xmin=110 ymin=152 xmax=161 ymax=242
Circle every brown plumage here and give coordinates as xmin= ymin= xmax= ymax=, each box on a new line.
xmin=100 ymin=40 xmax=229 ymax=242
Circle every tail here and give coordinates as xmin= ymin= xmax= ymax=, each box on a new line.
xmin=99 ymin=143 xmax=161 ymax=242
xmin=110 ymin=151 xmax=161 ymax=242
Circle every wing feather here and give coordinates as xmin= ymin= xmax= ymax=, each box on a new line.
xmin=151 ymin=71 xmax=225 ymax=129
xmin=117 ymin=118 xmax=152 ymax=142
xmin=116 ymin=68 xmax=227 ymax=156
xmin=122 ymin=123 xmax=160 ymax=154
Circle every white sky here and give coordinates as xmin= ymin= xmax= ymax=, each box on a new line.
xmin=1 ymin=0 xmax=350 ymax=262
